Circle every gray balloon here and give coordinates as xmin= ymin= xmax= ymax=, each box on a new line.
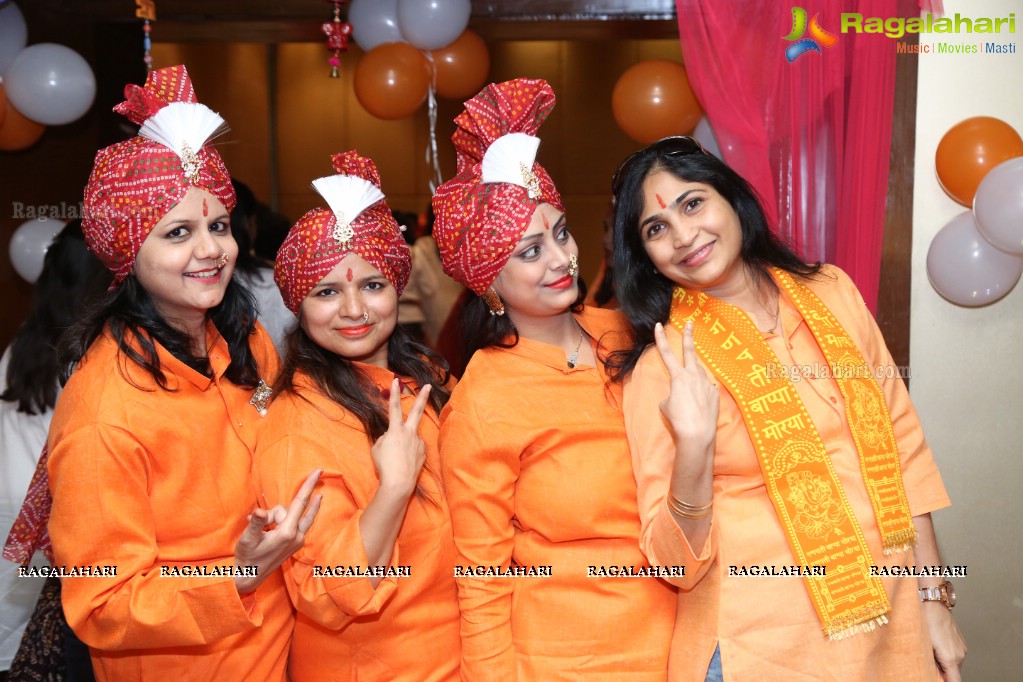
xmin=5 ymin=43 xmax=96 ymax=125
xmin=974 ymin=157 xmax=1023 ymax=256
xmin=0 ymin=2 xmax=27 ymax=77
xmin=349 ymin=0 xmax=404 ymax=52
xmin=397 ymin=0 xmax=470 ymax=51
xmin=926 ymin=211 xmax=1023 ymax=307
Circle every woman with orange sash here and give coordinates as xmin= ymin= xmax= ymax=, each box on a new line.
xmin=432 ymin=78 xmax=675 ymax=680
xmin=44 ymin=65 xmax=321 ymax=681
xmin=254 ymin=151 xmax=460 ymax=681
xmin=609 ymin=136 xmax=967 ymax=680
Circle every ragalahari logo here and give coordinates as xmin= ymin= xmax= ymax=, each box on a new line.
xmin=783 ymin=7 xmax=839 ymax=62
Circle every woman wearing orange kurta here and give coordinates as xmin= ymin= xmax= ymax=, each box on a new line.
xmin=254 ymin=151 xmax=460 ymax=681
xmin=45 ymin=66 xmax=321 ymax=681
xmin=431 ymin=79 xmax=675 ymax=680
xmin=608 ymin=136 xmax=967 ymax=680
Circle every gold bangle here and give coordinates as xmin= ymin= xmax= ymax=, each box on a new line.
xmin=668 ymin=493 xmax=712 ymax=512
xmin=667 ymin=493 xmax=713 ymax=520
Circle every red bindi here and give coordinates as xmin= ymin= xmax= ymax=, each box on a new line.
xmin=202 ymin=198 xmax=209 ymax=216
xmin=655 ymin=193 xmax=667 ymax=209
xmin=346 ymin=268 xmax=354 ymax=282
xmin=541 ymin=212 xmax=550 ymax=230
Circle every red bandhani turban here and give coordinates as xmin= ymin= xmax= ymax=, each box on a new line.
xmin=274 ymin=150 xmax=411 ymax=313
xmin=82 ymin=65 xmax=236 ymax=285
xmin=431 ymin=78 xmax=563 ymax=295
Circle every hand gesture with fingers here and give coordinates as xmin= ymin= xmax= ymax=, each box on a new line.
xmin=655 ymin=321 xmax=719 ymax=460
xmin=656 ymin=321 xmax=718 ymax=536
xmin=233 ymin=468 xmax=323 ymax=595
xmin=370 ymin=378 xmax=432 ymax=497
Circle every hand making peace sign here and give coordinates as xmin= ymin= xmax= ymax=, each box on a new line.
xmin=654 ymin=320 xmax=719 ymax=455
xmin=370 ymin=378 xmax=433 ymax=497
xmin=655 ymin=321 xmax=719 ymax=537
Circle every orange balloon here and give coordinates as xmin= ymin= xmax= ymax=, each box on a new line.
xmin=935 ymin=116 xmax=1023 ymax=206
xmin=0 ymin=83 xmax=7 ymax=129
xmin=612 ymin=60 xmax=703 ymax=145
xmin=430 ymin=29 xmax=490 ymax=100
xmin=354 ymin=42 xmax=431 ymax=120
xmin=0 ymin=97 xmax=46 ymax=151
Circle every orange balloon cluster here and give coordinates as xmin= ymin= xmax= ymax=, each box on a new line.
xmin=935 ymin=117 xmax=1023 ymax=206
xmin=353 ymin=29 xmax=491 ymax=120
xmin=0 ymin=83 xmax=45 ymax=151
xmin=612 ymin=61 xmax=703 ymax=145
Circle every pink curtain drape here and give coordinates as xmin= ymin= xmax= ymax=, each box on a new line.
xmin=675 ymin=0 xmax=900 ymax=312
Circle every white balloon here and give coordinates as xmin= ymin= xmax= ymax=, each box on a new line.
xmin=349 ymin=0 xmax=404 ymax=52
xmin=397 ymin=0 xmax=471 ymax=51
xmin=0 ymin=2 xmax=27 ymax=77
xmin=926 ymin=211 xmax=1023 ymax=307
xmin=5 ymin=43 xmax=97 ymax=125
xmin=974 ymin=157 xmax=1023 ymax=255
xmin=9 ymin=218 xmax=65 ymax=283
xmin=692 ymin=116 xmax=722 ymax=159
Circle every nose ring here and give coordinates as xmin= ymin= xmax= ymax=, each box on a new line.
xmin=216 ymin=252 xmax=229 ymax=269
xmin=362 ymin=311 xmax=369 ymax=324
xmin=567 ymin=254 xmax=579 ymax=278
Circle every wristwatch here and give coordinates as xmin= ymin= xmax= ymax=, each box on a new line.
xmin=918 ymin=580 xmax=956 ymax=609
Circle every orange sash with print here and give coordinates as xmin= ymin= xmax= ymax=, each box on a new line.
xmin=669 ymin=268 xmax=916 ymax=639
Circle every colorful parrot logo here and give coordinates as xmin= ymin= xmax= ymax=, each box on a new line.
xmin=783 ymin=7 xmax=839 ymax=62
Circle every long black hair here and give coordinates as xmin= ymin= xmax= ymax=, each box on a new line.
xmin=2 ymin=221 xmax=111 ymax=414
xmin=593 ymin=260 xmax=616 ymax=308
xmin=58 ymin=272 xmax=263 ymax=390
xmin=608 ymin=148 xmax=822 ymax=381
xmin=275 ymin=322 xmax=451 ymax=442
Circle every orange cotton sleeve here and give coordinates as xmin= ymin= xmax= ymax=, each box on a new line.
xmin=623 ymin=326 xmax=717 ymax=591
xmin=438 ymin=400 xmax=518 ymax=681
xmin=48 ymin=423 xmax=260 ymax=650
xmin=259 ymin=429 xmax=400 ymax=630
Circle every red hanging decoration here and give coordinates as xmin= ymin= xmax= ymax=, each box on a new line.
xmin=322 ymin=1 xmax=353 ymax=78
xmin=135 ymin=0 xmax=157 ymax=72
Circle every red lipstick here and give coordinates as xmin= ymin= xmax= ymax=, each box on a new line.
xmin=338 ymin=324 xmax=372 ymax=337
xmin=547 ymin=275 xmax=574 ymax=290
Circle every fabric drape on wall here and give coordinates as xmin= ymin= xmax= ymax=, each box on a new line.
xmin=675 ymin=0 xmax=900 ymax=312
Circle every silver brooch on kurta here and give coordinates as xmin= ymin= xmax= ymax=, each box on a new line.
xmin=249 ymin=380 xmax=273 ymax=415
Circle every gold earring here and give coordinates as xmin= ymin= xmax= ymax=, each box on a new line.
xmin=482 ymin=288 xmax=505 ymax=316
xmin=567 ymin=254 xmax=579 ymax=278
xmin=362 ymin=311 xmax=369 ymax=324
xmin=216 ymin=252 xmax=229 ymax=269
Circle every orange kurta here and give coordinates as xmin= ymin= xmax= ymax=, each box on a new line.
xmin=439 ymin=306 xmax=676 ymax=681
xmin=624 ymin=265 xmax=950 ymax=681
xmin=253 ymin=363 xmax=460 ymax=682
xmin=47 ymin=322 xmax=290 ymax=682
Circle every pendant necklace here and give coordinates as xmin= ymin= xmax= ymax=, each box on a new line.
xmin=759 ymin=293 xmax=781 ymax=335
xmin=567 ymin=325 xmax=586 ymax=369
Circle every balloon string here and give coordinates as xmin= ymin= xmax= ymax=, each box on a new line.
xmin=423 ymin=51 xmax=443 ymax=194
